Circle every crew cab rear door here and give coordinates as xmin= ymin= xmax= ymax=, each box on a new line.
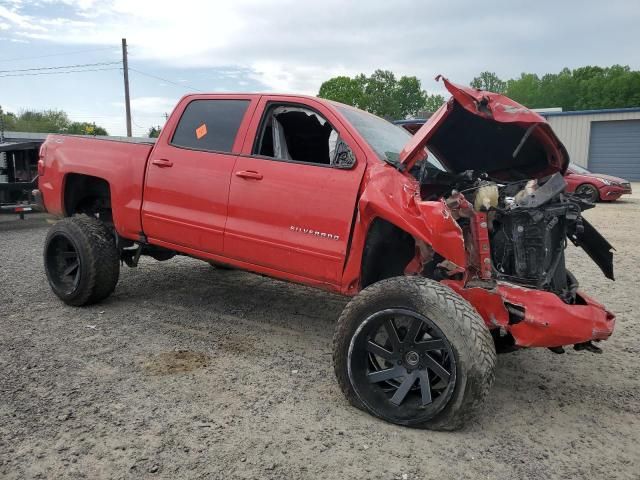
xmin=141 ymin=95 xmax=257 ymax=254
xmin=224 ymin=96 xmax=366 ymax=287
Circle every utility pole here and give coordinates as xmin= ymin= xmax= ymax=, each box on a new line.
xmin=121 ymin=38 xmax=132 ymax=137
xmin=0 ymin=106 xmax=6 ymax=184
xmin=0 ymin=105 xmax=5 ymax=143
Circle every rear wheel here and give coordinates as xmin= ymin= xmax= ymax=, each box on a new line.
xmin=44 ymin=215 xmax=119 ymax=306
xmin=575 ymin=183 xmax=599 ymax=203
xmin=333 ymin=277 xmax=496 ymax=430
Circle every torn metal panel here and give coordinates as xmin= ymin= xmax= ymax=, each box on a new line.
xmin=514 ymin=173 xmax=567 ymax=208
xmin=569 ymin=218 xmax=615 ymax=280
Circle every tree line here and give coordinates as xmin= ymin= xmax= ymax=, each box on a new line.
xmin=0 ymin=106 xmax=163 ymax=138
xmin=471 ymin=65 xmax=640 ymax=112
xmin=318 ymin=65 xmax=640 ymax=119
xmin=0 ymin=107 xmax=108 ymax=136
xmin=317 ymin=70 xmax=445 ymax=119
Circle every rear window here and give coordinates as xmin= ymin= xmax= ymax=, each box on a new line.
xmin=171 ymin=99 xmax=250 ymax=152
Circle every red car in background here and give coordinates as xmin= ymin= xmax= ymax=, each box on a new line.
xmin=564 ymin=163 xmax=632 ymax=202
xmin=395 ymin=120 xmax=633 ymax=203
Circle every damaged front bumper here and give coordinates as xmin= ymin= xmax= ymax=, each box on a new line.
xmin=599 ymin=184 xmax=631 ymax=200
xmin=444 ymin=280 xmax=615 ymax=348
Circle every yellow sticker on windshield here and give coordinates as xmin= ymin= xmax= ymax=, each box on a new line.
xmin=196 ymin=123 xmax=207 ymax=140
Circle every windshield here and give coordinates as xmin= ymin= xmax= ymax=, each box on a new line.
xmin=335 ymin=104 xmax=445 ymax=171
xmin=569 ymin=163 xmax=591 ymax=174
xmin=336 ymin=104 xmax=410 ymax=159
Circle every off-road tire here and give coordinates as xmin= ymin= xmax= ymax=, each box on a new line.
xmin=333 ymin=276 xmax=496 ymax=430
xmin=44 ymin=215 xmax=120 ymax=306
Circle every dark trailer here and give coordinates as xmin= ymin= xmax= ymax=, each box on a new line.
xmin=0 ymin=132 xmax=45 ymax=218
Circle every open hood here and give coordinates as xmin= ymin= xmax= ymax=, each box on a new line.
xmin=399 ymin=77 xmax=569 ymax=180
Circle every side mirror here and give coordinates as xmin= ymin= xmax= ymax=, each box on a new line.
xmin=332 ymin=140 xmax=356 ymax=169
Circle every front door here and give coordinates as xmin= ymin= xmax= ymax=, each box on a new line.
xmin=141 ymin=96 xmax=256 ymax=254
xmin=224 ymin=97 xmax=365 ymax=286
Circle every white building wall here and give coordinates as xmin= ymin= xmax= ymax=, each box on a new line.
xmin=544 ymin=111 xmax=640 ymax=167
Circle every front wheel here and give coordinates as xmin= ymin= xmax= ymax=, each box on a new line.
xmin=575 ymin=183 xmax=599 ymax=203
xmin=44 ymin=215 xmax=120 ymax=306
xmin=333 ymin=277 xmax=496 ymax=430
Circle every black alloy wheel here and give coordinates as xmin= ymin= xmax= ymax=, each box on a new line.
xmin=575 ymin=183 xmax=599 ymax=203
xmin=333 ymin=276 xmax=496 ymax=430
xmin=348 ymin=308 xmax=456 ymax=421
xmin=45 ymin=233 xmax=82 ymax=295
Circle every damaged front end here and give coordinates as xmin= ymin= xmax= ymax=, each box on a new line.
xmin=441 ymin=172 xmax=615 ymax=350
xmin=402 ymin=77 xmax=616 ymax=351
xmin=490 ymin=172 xmax=614 ymax=297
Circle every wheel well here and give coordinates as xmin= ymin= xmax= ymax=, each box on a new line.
xmin=360 ymin=218 xmax=416 ymax=288
xmin=64 ymin=174 xmax=112 ymax=220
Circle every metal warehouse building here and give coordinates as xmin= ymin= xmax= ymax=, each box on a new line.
xmin=540 ymin=108 xmax=640 ymax=180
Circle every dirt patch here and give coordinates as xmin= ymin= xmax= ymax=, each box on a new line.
xmin=143 ymin=350 xmax=211 ymax=375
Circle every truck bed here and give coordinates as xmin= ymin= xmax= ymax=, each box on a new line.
xmin=39 ymin=134 xmax=155 ymax=238
xmin=56 ymin=134 xmax=156 ymax=145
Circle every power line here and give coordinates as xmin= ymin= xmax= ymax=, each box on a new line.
xmin=0 ymin=61 xmax=120 ymax=74
xmin=0 ymin=46 xmax=117 ymax=63
xmin=0 ymin=67 xmax=120 ymax=78
xmin=129 ymin=68 xmax=203 ymax=92
xmin=0 ymin=59 xmax=203 ymax=93
xmin=132 ymin=118 xmax=148 ymax=129
xmin=1 ymin=42 xmax=202 ymax=136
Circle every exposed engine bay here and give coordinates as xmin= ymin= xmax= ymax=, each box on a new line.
xmin=414 ymin=164 xmax=615 ymax=304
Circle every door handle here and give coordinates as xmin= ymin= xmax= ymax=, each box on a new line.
xmin=235 ymin=170 xmax=263 ymax=180
xmin=151 ymin=158 xmax=173 ymax=168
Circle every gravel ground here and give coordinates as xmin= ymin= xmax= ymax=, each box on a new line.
xmin=1 ymin=188 xmax=639 ymax=480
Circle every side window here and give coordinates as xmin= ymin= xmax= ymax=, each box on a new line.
xmin=171 ymin=99 xmax=249 ymax=153
xmin=254 ymin=105 xmax=352 ymax=167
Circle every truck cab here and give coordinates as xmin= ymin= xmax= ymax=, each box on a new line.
xmin=140 ymin=94 xmax=367 ymax=289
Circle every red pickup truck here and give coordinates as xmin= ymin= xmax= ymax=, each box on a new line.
xmin=36 ymin=77 xmax=616 ymax=430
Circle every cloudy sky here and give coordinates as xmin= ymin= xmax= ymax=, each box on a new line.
xmin=1 ymin=0 xmax=639 ymax=136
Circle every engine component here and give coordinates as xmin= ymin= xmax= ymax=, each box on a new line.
xmin=473 ymin=182 xmax=499 ymax=211
xmin=514 ymin=173 xmax=568 ymax=208
xmin=435 ymin=172 xmax=613 ymax=304
xmin=489 ymin=173 xmax=583 ymax=302
xmin=513 ymin=179 xmax=537 ymax=205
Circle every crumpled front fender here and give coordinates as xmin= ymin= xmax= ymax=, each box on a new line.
xmin=339 ymin=164 xmax=466 ymax=294
xmin=413 ymin=200 xmax=467 ymax=268
xmin=358 ymin=165 xmax=466 ymax=267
